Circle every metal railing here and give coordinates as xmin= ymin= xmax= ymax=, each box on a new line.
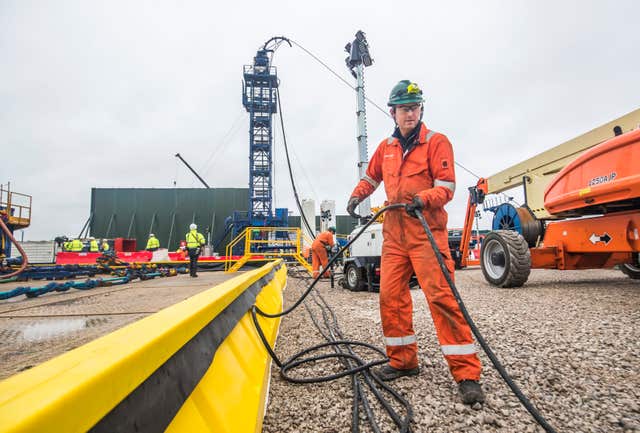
xmin=225 ymin=227 xmax=311 ymax=273
xmin=0 ymin=184 xmax=32 ymax=227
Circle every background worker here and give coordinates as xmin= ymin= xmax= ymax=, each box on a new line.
xmin=101 ymin=239 xmax=110 ymax=252
xmin=146 ymin=233 xmax=160 ymax=251
xmin=311 ymin=226 xmax=335 ymax=278
xmin=70 ymin=238 xmax=84 ymax=252
xmin=89 ymin=237 xmax=99 ymax=252
xmin=346 ymin=80 xmax=484 ymax=405
xmin=175 ymin=240 xmax=187 ymax=260
xmin=185 ymin=223 xmax=205 ymax=277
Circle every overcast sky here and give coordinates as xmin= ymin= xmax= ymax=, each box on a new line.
xmin=2 ymin=1 xmax=639 ymax=240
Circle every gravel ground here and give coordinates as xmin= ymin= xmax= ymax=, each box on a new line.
xmin=262 ymin=268 xmax=640 ymax=433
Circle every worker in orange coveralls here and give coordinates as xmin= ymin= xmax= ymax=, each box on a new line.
xmin=311 ymin=227 xmax=336 ymax=278
xmin=347 ymin=80 xmax=484 ymax=405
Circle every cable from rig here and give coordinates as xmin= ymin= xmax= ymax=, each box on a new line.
xmin=252 ymin=203 xmax=558 ymax=433
xmin=276 ymin=86 xmax=316 ymax=241
xmin=288 ymin=267 xmax=413 ymax=432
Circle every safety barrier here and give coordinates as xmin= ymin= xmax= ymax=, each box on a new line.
xmin=0 ymin=260 xmax=287 ymax=433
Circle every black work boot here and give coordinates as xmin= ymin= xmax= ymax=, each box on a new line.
xmin=376 ymin=364 xmax=420 ymax=381
xmin=458 ymin=380 xmax=485 ymax=405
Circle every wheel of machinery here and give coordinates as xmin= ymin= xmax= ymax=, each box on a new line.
xmin=344 ymin=262 xmax=366 ymax=291
xmin=480 ymin=230 xmax=531 ymax=288
xmin=620 ymin=253 xmax=640 ymax=279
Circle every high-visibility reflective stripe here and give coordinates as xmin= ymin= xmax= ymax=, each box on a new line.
xmin=441 ymin=344 xmax=476 ymax=355
xmin=425 ymin=130 xmax=436 ymax=142
xmin=385 ymin=334 xmax=417 ymax=346
xmin=434 ymin=179 xmax=456 ymax=193
xmin=362 ymin=175 xmax=379 ymax=189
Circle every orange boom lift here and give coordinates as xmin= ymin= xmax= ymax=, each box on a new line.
xmin=460 ymin=109 xmax=640 ymax=287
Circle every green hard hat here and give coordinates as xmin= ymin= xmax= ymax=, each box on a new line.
xmin=328 ymin=226 xmax=336 ymax=233
xmin=387 ymin=80 xmax=424 ymax=106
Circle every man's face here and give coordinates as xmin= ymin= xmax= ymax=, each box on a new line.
xmin=392 ymin=103 xmax=422 ymax=134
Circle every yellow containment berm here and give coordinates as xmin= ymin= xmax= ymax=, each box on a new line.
xmin=0 ymin=260 xmax=287 ymax=433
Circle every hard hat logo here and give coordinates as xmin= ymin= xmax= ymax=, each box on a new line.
xmin=406 ymin=83 xmax=421 ymax=95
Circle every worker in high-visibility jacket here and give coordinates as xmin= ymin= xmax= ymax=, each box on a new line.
xmin=89 ymin=237 xmax=99 ymax=252
xmin=101 ymin=239 xmax=110 ymax=252
xmin=347 ymin=80 xmax=484 ymax=405
xmin=185 ymin=224 xmax=205 ymax=277
xmin=146 ymin=233 xmax=160 ymax=251
xmin=311 ymin=227 xmax=335 ymax=278
xmin=70 ymin=238 xmax=84 ymax=252
xmin=63 ymin=241 xmax=72 ymax=251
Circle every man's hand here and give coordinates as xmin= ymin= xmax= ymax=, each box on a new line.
xmin=405 ymin=196 xmax=426 ymax=218
xmin=347 ymin=196 xmax=361 ymax=219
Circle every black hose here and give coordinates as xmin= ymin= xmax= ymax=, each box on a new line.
xmin=412 ymin=210 xmax=557 ymax=433
xmin=280 ymin=266 xmax=413 ymax=432
xmin=255 ymin=204 xmax=404 ymax=319
xmin=275 ymin=87 xmax=316 ymax=241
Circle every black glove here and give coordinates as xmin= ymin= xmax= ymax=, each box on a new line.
xmin=405 ymin=196 xmax=425 ymax=218
xmin=347 ymin=196 xmax=361 ymax=219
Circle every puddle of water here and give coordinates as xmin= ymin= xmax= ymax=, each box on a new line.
xmin=21 ymin=319 xmax=86 ymax=342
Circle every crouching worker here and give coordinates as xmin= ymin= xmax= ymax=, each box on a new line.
xmin=311 ymin=226 xmax=336 ymax=279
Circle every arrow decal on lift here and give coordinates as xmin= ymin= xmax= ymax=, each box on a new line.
xmin=589 ymin=233 xmax=612 ymax=245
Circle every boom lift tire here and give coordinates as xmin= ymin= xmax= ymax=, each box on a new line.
xmin=344 ymin=262 xmax=366 ymax=291
xmin=480 ymin=230 xmax=531 ymax=288
xmin=620 ymin=253 xmax=640 ymax=279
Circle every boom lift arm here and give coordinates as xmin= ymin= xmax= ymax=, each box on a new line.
xmin=460 ymin=108 xmax=640 ymax=268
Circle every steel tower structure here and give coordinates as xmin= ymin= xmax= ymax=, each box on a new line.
xmin=232 ymin=38 xmax=290 ymax=241
xmin=243 ymin=48 xmax=277 ymax=219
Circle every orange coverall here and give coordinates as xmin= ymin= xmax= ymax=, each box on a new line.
xmin=350 ymin=123 xmax=481 ymax=382
xmin=311 ymin=231 xmax=335 ymax=278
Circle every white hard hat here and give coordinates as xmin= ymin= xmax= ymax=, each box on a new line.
xmin=190 ymin=223 xmax=197 ymax=230
xmin=149 ymin=233 xmax=155 ymax=237
xmin=89 ymin=237 xmax=95 ymax=240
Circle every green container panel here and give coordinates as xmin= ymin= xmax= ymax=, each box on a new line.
xmin=90 ymin=188 xmax=248 ymax=253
